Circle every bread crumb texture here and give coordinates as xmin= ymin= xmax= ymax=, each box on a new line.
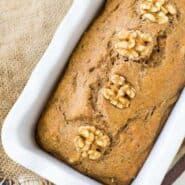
xmin=36 ymin=0 xmax=185 ymax=184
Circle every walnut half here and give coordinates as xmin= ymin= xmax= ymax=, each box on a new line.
xmin=74 ymin=125 xmax=110 ymax=160
xmin=114 ymin=29 xmax=153 ymax=61
xmin=139 ymin=0 xmax=177 ymax=24
xmin=102 ymin=74 xmax=136 ymax=109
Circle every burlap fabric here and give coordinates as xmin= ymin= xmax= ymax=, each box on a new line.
xmin=0 ymin=0 xmax=72 ymax=184
xmin=0 ymin=0 xmax=185 ymax=184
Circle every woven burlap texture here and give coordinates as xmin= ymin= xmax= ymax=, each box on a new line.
xmin=0 ymin=0 xmax=72 ymax=183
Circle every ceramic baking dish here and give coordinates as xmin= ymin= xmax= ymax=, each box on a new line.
xmin=2 ymin=0 xmax=185 ymax=185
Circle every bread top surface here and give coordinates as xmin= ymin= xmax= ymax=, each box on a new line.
xmin=36 ymin=0 xmax=185 ymax=184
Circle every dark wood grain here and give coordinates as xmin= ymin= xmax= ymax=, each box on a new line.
xmin=162 ymin=154 xmax=185 ymax=185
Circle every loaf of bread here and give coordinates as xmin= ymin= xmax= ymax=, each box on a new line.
xmin=36 ymin=0 xmax=185 ymax=184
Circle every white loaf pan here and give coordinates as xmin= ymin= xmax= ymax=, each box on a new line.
xmin=1 ymin=0 xmax=185 ymax=185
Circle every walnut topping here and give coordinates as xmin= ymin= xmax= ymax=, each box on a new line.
xmin=102 ymin=74 xmax=136 ymax=109
xmin=114 ymin=29 xmax=153 ymax=61
xmin=74 ymin=126 xmax=110 ymax=160
xmin=139 ymin=0 xmax=177 ymax=24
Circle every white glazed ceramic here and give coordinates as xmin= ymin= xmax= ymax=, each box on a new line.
xmin=2 ymin=0 xmax=185 ymax=185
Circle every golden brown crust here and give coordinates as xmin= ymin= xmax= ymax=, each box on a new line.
xmin=36 ymin=0 xmax=185 ymax=184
